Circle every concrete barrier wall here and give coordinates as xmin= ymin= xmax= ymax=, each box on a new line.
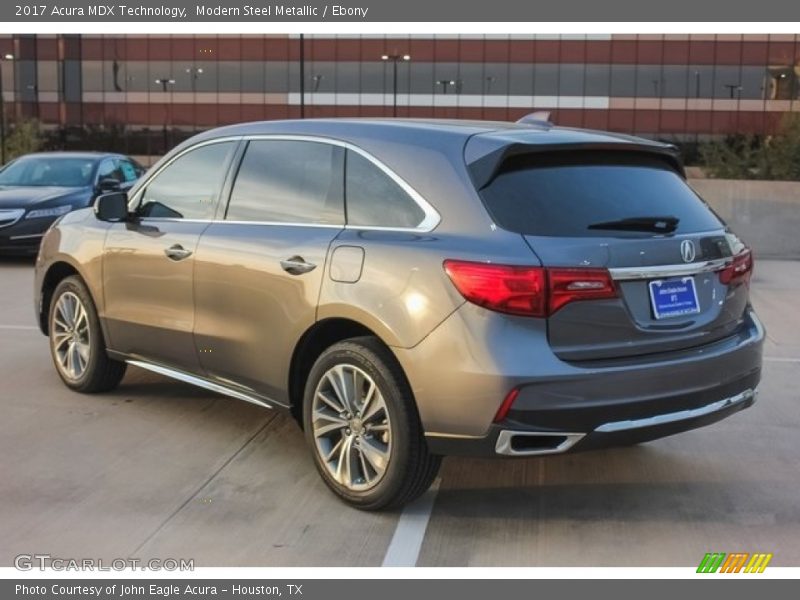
xmin=689 ymin=178 xmax=800 ymax=259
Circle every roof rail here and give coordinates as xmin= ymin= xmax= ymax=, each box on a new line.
xmin=516 ymin=111 xmax=553 ymax=127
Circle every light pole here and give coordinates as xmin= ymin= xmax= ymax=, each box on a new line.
xmin=154 ymin=77 xmax=175 ymax=155
xmin=436 ymin=79 xmax=456 ymax=95
xmin=185 ymin=67 xmax=203 ymax=93
xmin=0 ymin=53 xmax=15 ymax=166
xmin=381 ymin=52 xmax=410 ymax=117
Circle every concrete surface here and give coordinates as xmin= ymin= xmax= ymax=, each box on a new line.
xmin=0 ymin=257 xmax=798 ymax=567
xmin=689 ymin=178 xmax=800 ymax=259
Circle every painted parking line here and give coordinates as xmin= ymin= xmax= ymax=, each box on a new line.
xmin=763 ymin=357 xmax=800 ymax=363
xmin=382 ymin=478 xmax=441 ymax=567
xmin=0 ymin=324 xmax=39 ymax=330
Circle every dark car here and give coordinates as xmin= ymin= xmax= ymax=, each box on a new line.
xmin=0 ymin=152 xmax=144 ymax=254
xmin=34 ymin=119 xmax=763 ymax=510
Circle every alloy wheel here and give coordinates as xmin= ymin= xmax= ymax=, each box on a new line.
xmin=311 ymin=364 xmax=392 ymax=491
xmin=51 ymin=291 xmax=91 ymax=381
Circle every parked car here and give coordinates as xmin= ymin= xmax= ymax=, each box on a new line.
xmin=33 ymin=119 xmax=764 ymax=510
xmin=0 ymin=152 xmax=144 ymax=254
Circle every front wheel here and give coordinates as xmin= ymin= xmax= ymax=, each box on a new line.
xmin=48 ymin=275 xmax=126 ymax=393
xmin=303 ymin=337 xmax=441 ymax=510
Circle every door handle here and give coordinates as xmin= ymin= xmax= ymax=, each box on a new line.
xmin=164 ymin=244 xmax=193 ymax=261
xmin=280 ymin=256 xmax=317 ymax=275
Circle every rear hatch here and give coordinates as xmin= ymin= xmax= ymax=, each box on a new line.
xmin=471 ymin=143 xmax=752 ymax=362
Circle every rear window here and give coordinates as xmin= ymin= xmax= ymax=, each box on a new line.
xmin=479 ymin=152 xmax=724 ymax=237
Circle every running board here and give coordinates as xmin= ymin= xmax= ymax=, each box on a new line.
xmin=126 ymin=359 xmax=274 ymax=410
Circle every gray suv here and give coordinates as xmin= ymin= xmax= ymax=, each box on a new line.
xmin=34 ymin=119 xmax=764 ymax=510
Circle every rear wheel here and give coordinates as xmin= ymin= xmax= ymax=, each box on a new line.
xmin=48 ymin=276 xmax=126 ymax=393
xmin=303 ymin=337 xmax=440 ymax=510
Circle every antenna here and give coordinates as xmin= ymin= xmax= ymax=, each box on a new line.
xmin=516 ymin=111 xmax=553 ymax=127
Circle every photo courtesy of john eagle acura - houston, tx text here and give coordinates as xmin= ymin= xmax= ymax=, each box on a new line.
xmin=33 ymin=116 xmax=764 ymax=510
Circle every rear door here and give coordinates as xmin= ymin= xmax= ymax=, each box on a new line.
xmin=103 ymin=140 xmax=238 ymax=370
xmin=477 ymin=150 xmax=751 ymax=361
xmin=193 ymin=138 xmax=346 ymax=404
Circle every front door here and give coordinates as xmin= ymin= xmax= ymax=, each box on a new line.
xmin=102 ymin=140 xmax=238 ymax=371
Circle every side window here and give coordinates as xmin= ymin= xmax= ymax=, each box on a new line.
xmin=345 ymin=150 xmax=425 ymax=229
xmin=118 ymin=159 xmax=141 ymax=183
xmin=226 ymin=140 xmax=344 ymax=224
xmin=139 ymin=142 xmax=235 ymax=220
xmin=96 ymin=159 xmax=118 ymax=181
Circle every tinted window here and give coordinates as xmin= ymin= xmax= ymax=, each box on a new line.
xmin=97 ymin=158 xmax=140 ymax=184
xmin=118 ymin=159 xmax=142 ymax=182
xmin=0 ymin=156 xmax=94 ymax=187
xmin=479 ymin=152 xmax=724 ymax=237
xmin=226 ymin=140 xmax=344 ymax=224
xmin=345 ymin=151 xmax=425 ymax=228
xmin=139 ymin=142 xmax=235 ymax=220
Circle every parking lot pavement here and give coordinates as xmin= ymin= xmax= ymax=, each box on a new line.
xmin=0 ymin=257 xmax=798 ymax=567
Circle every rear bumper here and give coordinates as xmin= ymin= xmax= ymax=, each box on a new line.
xmin=404 ymin=304 xmax=764 ymax=457
xmin=428 ymin=386 xmax=757 ymax=456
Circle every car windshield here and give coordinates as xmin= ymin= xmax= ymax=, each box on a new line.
xmin=0 ymin=156 xmax=95 ymax=187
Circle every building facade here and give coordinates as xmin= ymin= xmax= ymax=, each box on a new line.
xmin=2 ymin=34 xmax=800 ymax=153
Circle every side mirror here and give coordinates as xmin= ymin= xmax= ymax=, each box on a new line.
xmin=94 ymin=192 xmax=129 ymax=222
xmin=97 ymin=177 xmax=121 ymax=193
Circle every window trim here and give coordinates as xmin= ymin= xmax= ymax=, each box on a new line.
xmin=128 ymin=138 xmax=241 ymax=222
xmin=129 ymin=134 xmax=441 ymax=232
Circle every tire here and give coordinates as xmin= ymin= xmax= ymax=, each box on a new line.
xmin=303 ymin=337 xmax=441 ymax=511
xmin=48 ymin=275 xmax=126 ymax=393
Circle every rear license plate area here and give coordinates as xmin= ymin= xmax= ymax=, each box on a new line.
xmin=648 ymin=276 xmax=701 ymax=319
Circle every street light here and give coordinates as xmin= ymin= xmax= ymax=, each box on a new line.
xmin=185 ymin=67 xmax=203 ymax=93
xmin=0 ymin=53 xmax=15 ymax=166
xmin=435 ymin=79 xmax=457 ymax=95
xmin=381 ymin=52 xmax=410 ymax=117
xmin=154 ymin=78 xmax=175 ymax=155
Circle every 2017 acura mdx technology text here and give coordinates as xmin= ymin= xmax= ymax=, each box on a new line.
xmin=34 ymin=118 xmax=764 ymax=510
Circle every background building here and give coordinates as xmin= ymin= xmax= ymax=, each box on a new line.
xmin=2 ymin=34 xmax=800 ymax=158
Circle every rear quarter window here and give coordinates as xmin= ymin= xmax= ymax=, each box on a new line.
xmin=478 ymin=151 xmax=724 ymax=237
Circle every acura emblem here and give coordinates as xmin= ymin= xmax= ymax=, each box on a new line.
xmin=680 ymin=240 xmax=696 ymax=263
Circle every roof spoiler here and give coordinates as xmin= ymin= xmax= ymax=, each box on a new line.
xmin=467 ymin=142 xmax=684 ymax=191
xmin=516 ymin=111 xmax=553 ymax=128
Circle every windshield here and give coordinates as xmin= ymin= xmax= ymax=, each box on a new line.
xmin=479 ymin=151 xmax=724 ymax=237
xmin=0 ymin=156 xmax=95 ymax=187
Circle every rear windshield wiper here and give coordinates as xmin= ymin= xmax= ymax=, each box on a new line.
xmin=587 ymin=215 xmax=679 ymax=234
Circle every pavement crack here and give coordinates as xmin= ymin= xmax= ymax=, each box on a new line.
xmin=130 ymin=412 xmax=277 ymax=556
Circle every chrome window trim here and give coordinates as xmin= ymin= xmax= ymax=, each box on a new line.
xmin=128 ymin=133 xmax=441 ymax=233
xmin=128 ymin=136 xmax=242 ymax=220
xmin=609 ymin=257 xmax=733 ymax=281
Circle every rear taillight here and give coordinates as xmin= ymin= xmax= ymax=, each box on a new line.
xmin=443 ymin=260 xmax=617 ymax=317
xmin=547 ymin=267 xmax=619 ymax=314
xmin=719 ymin=249 xmax=753 ymax=288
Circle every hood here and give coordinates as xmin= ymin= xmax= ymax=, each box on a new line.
xmin=0 ymin=186 xmax=91 ymax=209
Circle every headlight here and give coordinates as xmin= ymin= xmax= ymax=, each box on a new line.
xmin=25 ymin=205 xmax=72 ymax=219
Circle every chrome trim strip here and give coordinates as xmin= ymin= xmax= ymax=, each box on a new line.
xmin=0 ymin=208 xmax=25 ymax=230
xmin=126 ymin=359 xmax=274 ymax=410
xmin=495 ymin=431 xmax=585 ymax=456
xmin=594 ymin=388 xmax=755 ymax=433
xmin=128 ymin=133 xmax=441 ymax=233
xmin=9 ymin=233 xmax=45 ymax=240
xmin=609 ymin=257 xmax=732 ymax=281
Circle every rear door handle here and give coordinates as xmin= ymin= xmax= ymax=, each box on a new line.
xmin=164 ymin=244 xmax=193 ymax=261
xmin=280 ymin=256 xmax=317 ymax=275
